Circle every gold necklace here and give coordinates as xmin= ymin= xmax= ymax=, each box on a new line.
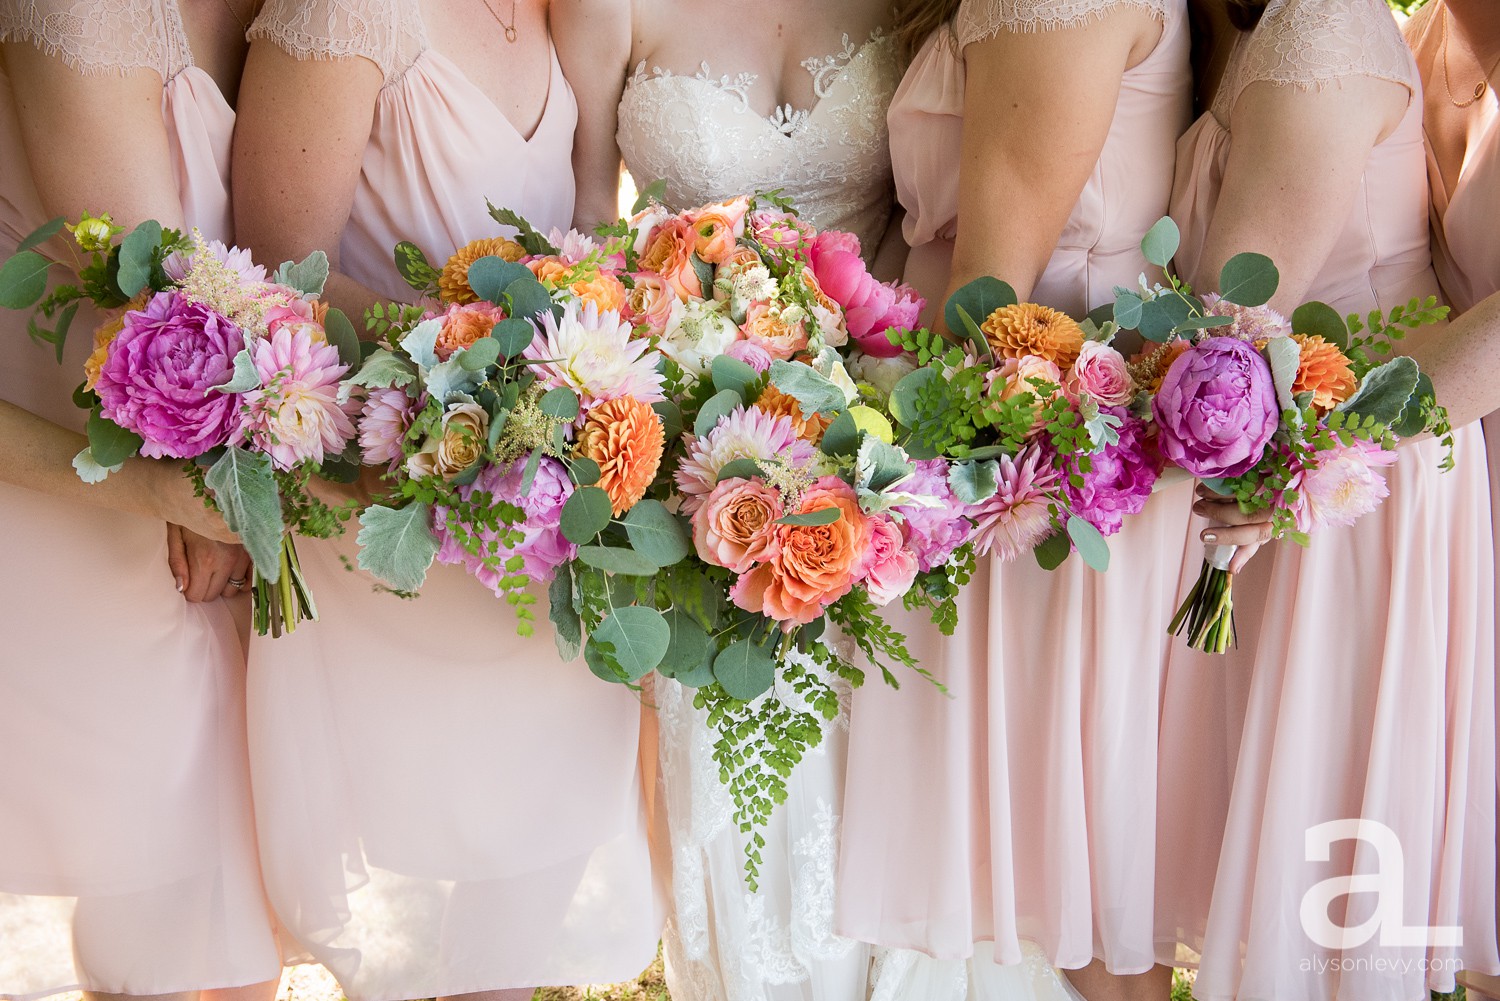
xmin=217 ymin=0 xmax=249 ymax=31
xmin=479 ymin=0 xmax=519 ymax=43
xmin=1441 ymin=7 xmax=1500 ymax=109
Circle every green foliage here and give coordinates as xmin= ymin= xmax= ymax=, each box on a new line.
xmin=486 ymin=201 xmax=560 ymax=257
xmin=205 ymin=447 xmax=286 ymax=583
xmin=355 ymin=502 xmax=442 ymax=593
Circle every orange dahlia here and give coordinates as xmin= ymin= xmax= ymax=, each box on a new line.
xmin=1290 ymin=333 xmax=1357 ymax=412
xmin=439 ymin=237 xmax=526 ymax=304
xmin=754 ymin=384 xmax=831 ymax=444
xmin=980 ymin=303 xmax=1084 ymax=369
xmin=577 ymin=396 xmax=666 ymax=515
xmin=83 ymin=292 xmax=151 ymax=391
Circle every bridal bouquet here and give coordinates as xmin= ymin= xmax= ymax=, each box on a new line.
xmin=0 ymin=214 xmax=361 ymax=635
xmin=1107 ymin=218 xmax=1450 ymax=652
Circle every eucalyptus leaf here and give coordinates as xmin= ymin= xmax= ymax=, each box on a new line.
xmin=888 ymin=366 xmax=942 ymax=428
xmin=1217 ymin=252 xmax=1279 ymax=308
xmin=355 ymin=502 xmax=440 ymax=593
xmin=716 ymin=457 xmax=765 ymax=482
xmin=712 ymin=354 xmax=761 ymax=398
xmin=632 ymin=179 xmax=668 ymax=214
xmin=15 ymin=217 xmax=64 ymax=254
xmin=0 ymin=251 xmax=52 ymax=310
xmin=570 ymin=456 xmax=601 ymax=486
xmin=324 ymin=307 xmax=361 ymax=368
xmin=713 ymin=639 xmax=777 ymax=701
xmin=560 ymin=486 xmax=614 ymax=543
xmin=819 ymin=409 xmax=859 ymax=457
xmin=549 ymin=567 xmax=582 ymax=662
xmin=1067 ymin=517 xmax=1110 ymax=572
xmin=212 ymin=349 xmax=261 ymax=394
xmin=1113 ymin=291 xmax=1145 ymax=331
xmin=694 ymin=389 xmax=745 ymax=437
xmin=116 ymin=220 xmax=162 ymax=298
xmin=1138 ymin=294 xmax=1195 ymax=343
xmin=586 ymin=606 xmax=671 ymax=683
xmin=1034 ymin=530 xmax=1071 ymax=570
xmin=1291 ymin=301 xmax=1349 ymax=349
xmin=622 ymin=500 xmax=691 ymax=566
xmin=769 ymin=359 xmax=844 ymax=415
xmin=1174 ymin=315 xmax=1233 ymax=332
xmin=49 ymin=300 xmax=80 ymax=363
xmin=506 ymin=275 xmax=556 ymax=320
xmin=1140 ymin=216 xmax=1181 ymax=269
xmin=205 ymin=446 xmax=285 ymax=581
xmin=539 ymin=387 xmax=581 ymax=421
xmin=653 ymin=400 xmax=684 ymax=440
xmin=86 ymin=410 xmax=143 ymax=466
xmin=658 ymin=606 xmax=713 ymax=682
xmin=467 ymin=256 xmax=527 ymax=304
xmin=493 ymin=317 xmax=535 ymax=358
xmin=458 ymin=336 xmax=502 ymax=372
xmin=944 ymin=276 xmax=1016 ymax=350
xmin=275 ymin=250 xmax=330 ymax=297
xmin=577 ymin=544 xmax=661 ymax=576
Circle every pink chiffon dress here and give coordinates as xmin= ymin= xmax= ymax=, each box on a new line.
xmin=1153 ymin=4 xmax=1497 ymax=1001
xmin=243 ymin=3 xmax=660 ymax=998
xmin=0 ymin=2 xmax=281 ymax=997
xmin=835 ymin=0 xmax=1194 ymax=978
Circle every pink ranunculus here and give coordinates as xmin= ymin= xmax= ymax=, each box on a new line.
xmin=860 ymin=514 xmax=920 ymax=605
xmin=1065 ymin=340 xmax=1134 ymax=406
xmin=808 ymin=233 xmax=921 ymax=357
xmin=243 ymin=324 xmax=356 ymax=471
xmin=692 ymin=476 xmax=784 ymax=573
xmin=359 ymin=385 xmax=415 ymax=469
xmin=434 ymin=452 xmax=578 ymax=593
xmin=725 ymin=339 xmax=774 ymax=373
xmin=1152 ymin=336 xmax=1279 ymax=479
xmin=1288 ymin=437 xmax=1396 ymax=533
xmin=749 ymin=209 xmax=817 ymax=254
xmin=685 ymin=197 xmax=750 ymax=264
xmin=94 ymin=290 xmax=246 ymax=459
xmin=623 ymin=272 xmax=677 ymax=336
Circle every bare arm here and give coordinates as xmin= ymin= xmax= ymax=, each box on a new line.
xmin=554 ymin=0 xmax=633 ymax=230
xmin=1406 ymin=290 xmax=1500 ymax=430
xmin=232 ymin=41 xmax=389 ymax=321
xmin=943 ymin=9 xmax=1159 ymax=326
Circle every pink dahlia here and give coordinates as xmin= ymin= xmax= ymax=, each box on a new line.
xmin=1288 ymin=437 xmax=1396 ymax=533
xmin=434 ymin=453 xmax=577 ymax=592
xmin=971 ymin=447 xmax=1060 ymax=561
xmin=359 ymin=385 xmax=416 ymax=469
xmin=242 ymin=325 xmax=356 ymax=470
xmin=163 ymin=239 xmax=267 ymax=285
xmin=675 ymin=406 xmax=819 ymax=514
xmin=894 ymin=458 xmax=974 ymax=572
xmin=524 ymin=299 xmax=664 ymax=414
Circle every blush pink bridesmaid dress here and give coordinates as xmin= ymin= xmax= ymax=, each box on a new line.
xmin=836 ymin=0 xmax=1194 ymax=981
xmin=0 ymin=2 xmax=281 ymax=996
xmin=1153 ymin=4 xmax=1497 ymax=1001
xmin=243 ymin=2 xmax=660 ymax=998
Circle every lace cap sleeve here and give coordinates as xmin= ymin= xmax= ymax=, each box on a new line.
xmin=1221 ymin=0 xmax=1415 ymax=108
xmin=0 ymin=0 xmax=180 ymax=78
xmin=247 ymin=0 xmax=427 ymax=87
xmin=955 ymin=0 xmax=1167 ymax=47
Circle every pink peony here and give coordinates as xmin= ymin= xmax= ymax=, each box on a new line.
xmin=242 ymin=324 xmax=356 ymax=470
xmin=359 ymin=385 xmax=415 ymax=468
xmin=894 ymin=458 xmax=974 ymax=572
xmin=95 ymin=291 xmax=246 ymax=459
xmin=1289 ymin=437 xmax=1396 ymax=533
xmin=971 ymin=447 xmax=1060 ymax=561
xmin=1053 ymin=409 xmax=1161 ymax=537
xmin=675 ymin=406 xmax=819 ymax=514
xmin=1152 ymin=337 xmax=1279 ymax=479
xmin=1065 ymin=341 xmax=1134 ymax=406
xmin=725 ymin=339 xmax=774 ymax=373
xmin=434 ymin=452 xmax=578 ymax=592
xmin=808 ymin=232 xmax=922 ymax=358
xmin=1200 ymin=293 xmax=1292 ymax=342
xmin=861 ymin=514 xmax=920 ymax=605
xmin=692 ymin=476 xmax=784 ymax=573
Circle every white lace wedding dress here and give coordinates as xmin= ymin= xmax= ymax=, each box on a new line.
xmin=616 ymin=32 xmax=1084 ymax=1001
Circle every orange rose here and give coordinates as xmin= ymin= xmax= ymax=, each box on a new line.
xmin=730 ymin=477 xmax=869 ymax=626
xmin=440 ymin=237 xmax=526 ymax=304
xmin=741 ymin=301 xmax=809 ymax=361
xmin=433 ymin=302 xmax=506 ymax=361
xmin=529 ymin=258 xmax=628 ymax=314
xmin=685 ymin=200 xmax=748 ymax=265
xmin=1289 ymin=333 xmax=1357 ymax=412
xmin=639 ymin=218 xmax=704 ymax=300
xmin=754 ymin=385 xmax=830 ymax=443
xmin=981 ymin=302 xmax=1084 ymax=369
xmin=576 ymin=396 xmax=665 ymax=515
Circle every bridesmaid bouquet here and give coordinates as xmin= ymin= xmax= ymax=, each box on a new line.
xmin=0 ymin=214 xmax=361 ymax=636
xmin=1109 ymin=218 xmax=1452 ymax=652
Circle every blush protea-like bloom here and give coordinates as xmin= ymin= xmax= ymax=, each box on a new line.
xmin=970 ymin=447 xmax=1060 ymax=561
xmin=359 ymin=385 xmax=415 ymax=469
xmin=164 ymin=239 xmax=267 ymax=286
xmin=524 ymin=299 xmax=665 ymax=413
xmin=1200 ymin=292 xmax=1292 ymax=342
xmin=675 ymin=406 xmax=819 ymax=514
xmin=243 ymin=325 xmax=356 ymax=470
xmin=95 ymin=291 xmax=246 ymax=459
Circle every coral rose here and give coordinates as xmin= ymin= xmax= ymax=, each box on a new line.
xmin=730 ymin=477 xmax=870 ymax=626
xmin=576 ymin=395 xmax=665 ymax=515
xmin=741 ymin=301 xmax=809 ymax=360
xmin=755 ymin=384 xmax=831 ymax=443
xmin=1289 ymin=333 xmax=1356 ymax=412
xmin=692 ymin=476 xmax=783 ymax=573
xmin=981 ymin=303 xmax=1084 ymax=369
xmin=440 ymin=237 xmax=526 ymax=304
xmin=431 ymin=302 xmax=506 ymax=361
xmin=529 ymin=258 xmax=627 ymax=314
xmin=623 ymin=272 xmax=677 ymax=335
xmin=639 ymin=218 xmax=704 ymax=300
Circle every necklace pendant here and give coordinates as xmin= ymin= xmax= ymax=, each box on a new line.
xmin=1479 ymin=81 xmax=1490 ymax=101
xmin=505 ymin=24 xmax=517 ymax=42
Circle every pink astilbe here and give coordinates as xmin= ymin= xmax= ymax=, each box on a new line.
xmin=242 ymin=325 xmax=355 ymax=470
xmin=970 ymin=447 xmax=1060 ymax=561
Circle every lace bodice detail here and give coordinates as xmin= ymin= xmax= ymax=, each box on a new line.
xmin=0 ymin=0 xmax=191 ymax=79
xmin=1210 ymin=0 xmax=1415 ymax=125
xmin=248 ymin=0 xmax=428 ymax=88
xmin=617 ymin=31 xmax=901 ymax=256
xmin=955 ymin=0 xmax=1166 ymax=47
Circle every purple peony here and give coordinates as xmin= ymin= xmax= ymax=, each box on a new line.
xmin=94 ymin=291 xmax=247 ymax=459
xmin=1151 ymin=336 xmax=1278 ymax=479
xmin=434 ymin=452 xmax=578 ymax=594
xmin=1057 ymin=410 xmax=1162 ymax=537
xmin=894 ymin=458 xmax=974 ymax=572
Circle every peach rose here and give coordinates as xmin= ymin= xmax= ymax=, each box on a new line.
xmin=576 ymin=395 xmax=665 ymax=515
xmin=741 ymin=300 xmax=809 ymax=361
xmin=639 ymin=218 xmax=704 ymax=300
xmin=431 ymin=302 xmax=506 ymax=361
xmin=623 ymin=272 xmax=677 ymax=335
xmin=860 ymin=514 xmax=919 ymax=606
xmin=998 ymin=354 xmax=1063 ymax=402
xmin=407 ymin=402 xmax=488 ymax=481
xmin=685 ymin=197 xmax=749 ymax=264
xmin=1064 ymin=340 xmax=1134 ymax=406
xmin=730 ymin=477 xmax=870 ymax=626
xmin=692 ymin=476 xmax=784 ymax=573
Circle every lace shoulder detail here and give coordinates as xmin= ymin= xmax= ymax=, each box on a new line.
xmin=247 ymin=0 xmax=428 ymax=87
xmin=955 ymin=0 xmax=1166 ymax=47
xmin=1216 ymin=0 xmax=1414 ymax=115
xmin=0 ymin=0 xmax=186 ymax=79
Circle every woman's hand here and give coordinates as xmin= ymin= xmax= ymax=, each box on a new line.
xmin=1192 ymin=482 xmax=1273 ymax=574
xmin=167 ymin=524 xmax=253 ymax=601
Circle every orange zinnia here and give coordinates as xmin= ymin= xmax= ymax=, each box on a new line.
xmin=439 ymin=237 xmax=526 ymax=304
xmin=980 ymin=303 xmax=1085 ymax=369
xmin=1290 ymin=333 xmax=1357 ymax=412
xmin=577 ymin=396 xmax=666 ymax=515
xmin=754 ymin=384 xmax=831 ymax=444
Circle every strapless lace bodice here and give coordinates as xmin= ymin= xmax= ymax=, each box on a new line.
xmin=617 ymin=30 xmax=900 ymax=256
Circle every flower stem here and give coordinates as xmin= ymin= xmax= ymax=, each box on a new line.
xmin=250 ymin=536 xmax=319 ymax=638
xmin=1168 ymin=560 xmax=1236 ymax=654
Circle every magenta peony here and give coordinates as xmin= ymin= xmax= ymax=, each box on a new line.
xmin=808 ymin=231 xmax=922 ymax=358
xmin=970 ymin=447 xmax=1059 ymax=561
xmin=1151 ymin=336 xmax=1279 ymax=479
xmin=1054 ymin=409 xmax=1161 ymax=536
xmin=242 ymin=325 xmax=356 ymax=470
xmin=94 ymin=291 xmax=246 ymax=459
xmin=359 ymin=385 xmax=415 ymax=469
xmin=434 ymin=453 xmax=578 ymax=592
xmin=894 ymin=458 xmax=974 ymax=572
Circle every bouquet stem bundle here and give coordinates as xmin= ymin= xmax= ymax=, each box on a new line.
xmin=1169 ymin=544 xmax=1236 ymax=653
xmin=252 ymin=535 xmax=317 ymax=638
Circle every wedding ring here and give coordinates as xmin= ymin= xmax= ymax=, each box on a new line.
xmin=228 ymin=576 xmax=247 ymax=589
